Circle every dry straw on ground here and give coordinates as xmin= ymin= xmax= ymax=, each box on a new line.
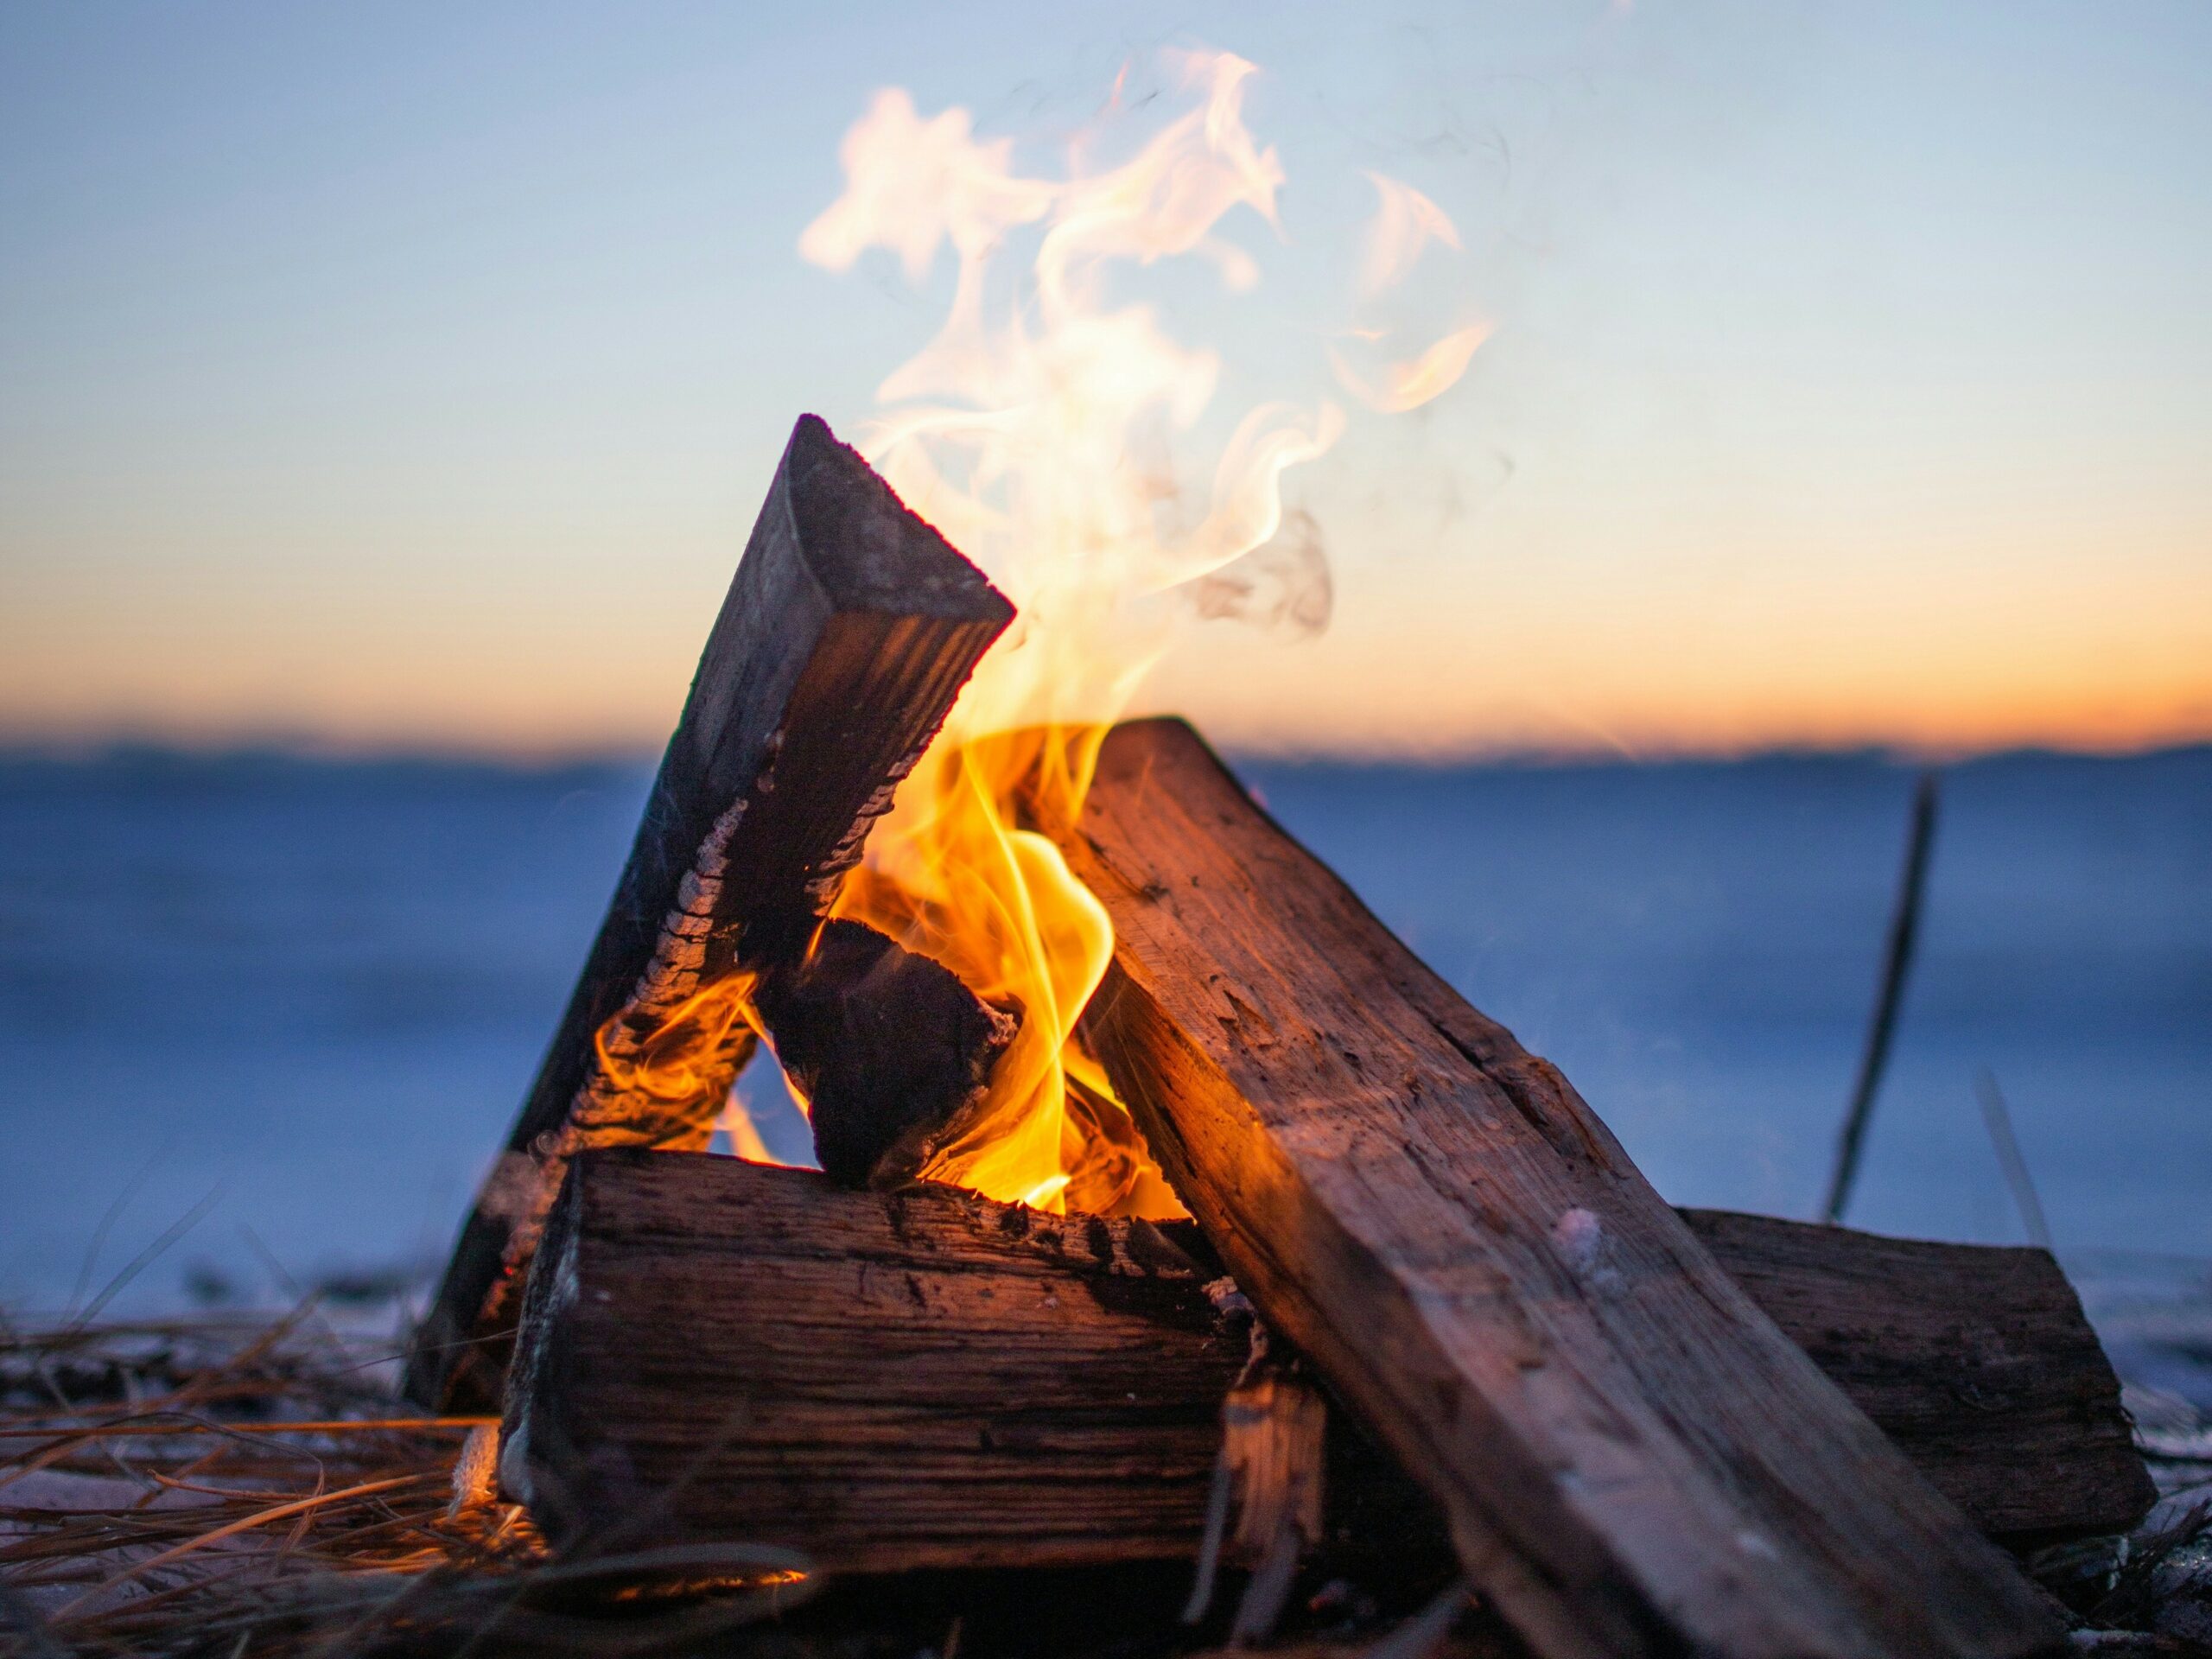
xmin=5 ymin=1300 xmax=2209 ymax=1658
xmin=0 ymin=1305 xmax=813 ymax=1657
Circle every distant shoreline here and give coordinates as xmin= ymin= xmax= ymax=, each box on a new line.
xmin=3 ymin=737 xmax=2209 ymax=779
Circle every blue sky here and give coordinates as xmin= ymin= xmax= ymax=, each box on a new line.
xmin=3 ymin=0 xmax=2207 ymax=756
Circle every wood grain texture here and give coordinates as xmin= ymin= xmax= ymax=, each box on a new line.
xmin=502 ymin=1149 xmax=1237 ymax=1573
xmin=1673 ymin=1210 xmax=2152 ymax=1542
xmin=502 ymin=1152 xmax=2145 ymax=1581
xmin=405 ymin=415 xmax=1012 ymax=1409
xmin=1054 ymin=718 xmax=2063 ymax=1659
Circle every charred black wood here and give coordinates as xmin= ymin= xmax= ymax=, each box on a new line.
xmin=406 ymin=415 xmax=1012 ymax=1410
xmin=754 ymin=918 xmax=1016 ymax=1187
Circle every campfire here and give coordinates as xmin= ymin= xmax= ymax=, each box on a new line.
xmin=391 ymin=416 xmax=2160 ymax=1659
xmin=392 ymin=54 xmax=2155 ymax=1659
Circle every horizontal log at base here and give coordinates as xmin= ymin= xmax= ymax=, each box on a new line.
xmin=502 ymin=1150 xmax=1233 ymax=1573
xmin=499 ymin=1151 xmax=2147 ymax=1579
xmin=1673 ymin=1208 xmax=2152 ymax=1542
xmin=1054 ymin=719 xmax=2061 ymax=1659
xmin=406 ymin=414 xmax=1013 ymax=1411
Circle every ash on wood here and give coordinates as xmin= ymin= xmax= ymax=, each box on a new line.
xmin=406 ymin=415 xmax=1013 ymax=1410
xmin=754 ymin=918 xmax=1017 ymax=1187
xmin=1052 ymin=718 xmax=2062 ymax=1659
xmin=502 ymin=1151 xmax=2146 ymax=1579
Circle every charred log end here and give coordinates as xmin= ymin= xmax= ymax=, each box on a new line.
xmin=754 ymin=918 xmax=1017 ymax=1188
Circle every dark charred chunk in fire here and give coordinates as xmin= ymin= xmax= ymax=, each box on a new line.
xmin=753 ymin=918 xmax=1016 ymax=1187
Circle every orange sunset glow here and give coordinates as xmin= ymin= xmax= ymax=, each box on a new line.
xmin=3 ymin=8 xmax=2207 ymax=765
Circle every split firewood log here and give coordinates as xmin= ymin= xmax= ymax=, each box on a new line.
xmin=1049 ymin=717 xmax=2060 ymax=1659
xmin=405 ymin=415 xmax=1013 ymax=1409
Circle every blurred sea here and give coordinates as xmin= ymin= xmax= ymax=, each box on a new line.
xmin=1 ymin=743 xmax=2206 ymax=1399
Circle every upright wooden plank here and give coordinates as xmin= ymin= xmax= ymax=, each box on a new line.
xmin=1053 ymin=719 xmax=2062 ymax=1659
xmin=405 ymin=415 xmax=1012 ymax=1408
xmin=501 ymin=1152 xmax=2146 ymax=1573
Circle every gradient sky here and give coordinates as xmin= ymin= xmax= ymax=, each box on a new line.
xmin=3 ymin=1 xmax=2208 ymax=759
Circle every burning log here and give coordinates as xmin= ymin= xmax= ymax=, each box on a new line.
xmin=753 ymin=918 xmax=1017 ymax=1188
xmin=1050 ymin=719 xmax=2061 ymax=1659
xmin=406 ymin=414 xmax=1014 ymax=1409
xmin=501 ymin=1151 xmax=2148 ymax=1578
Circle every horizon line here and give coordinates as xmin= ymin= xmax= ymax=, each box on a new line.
xmin=4 ymin=724 xmax=2208 ymax=774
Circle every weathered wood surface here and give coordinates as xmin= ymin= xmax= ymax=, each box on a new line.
xmin=1675 ymin=1209 xmax=2151 ymax=1541
xmin=501 ymin=1151 xmax=2145 ymax=1580
xmin=754 ymin=918 xmax=1018 ymax=1187
xmin=502 ymin=1149 xmax=1234 ymax=1571
xmin=405 ymin=415 xmax=1012 ymax=1409
xmin=1052 ymin=718 xmax=2062 ymax=1659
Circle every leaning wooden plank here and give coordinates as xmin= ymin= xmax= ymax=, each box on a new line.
xmin=1053 ymin=718 xmax=2061 ymax=1659
xmin=499 ymin=1151 xmax=2146 ymax=1576
xmin=404 ymin=414 xmax=1013 ymax=1409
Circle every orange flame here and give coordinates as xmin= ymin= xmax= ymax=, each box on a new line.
xmin=677 ymin=53 xmax=1492 ymax=1217
xmin=828 ymin=728 xmax=1166 ymax=1213
xmin=785 ymin=51 xmax=1346 ymax=1218
xmin=588 ymin=971 xmax=769 ymax=1137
